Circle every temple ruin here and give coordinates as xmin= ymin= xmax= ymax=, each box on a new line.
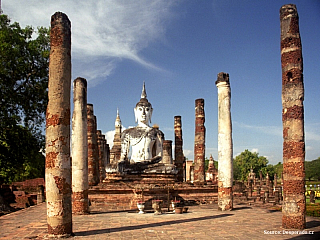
xmin=37 ymin=4 xmax=311 ymax=235
xmin=110 ymin=109 xmax=122 ymax=164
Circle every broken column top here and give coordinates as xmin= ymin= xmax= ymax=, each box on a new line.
xmin=74 ymin=77 xmax=87 ymax=87
xmin=280 ymin=4 xmax=298 ymax=18
xmin=215 ymin=72 xmax=230 ymax=86
xmin=87 ymin=104 xmax=94 ymax=115
xmin=50 ymin=12 xmax=71 ymax=48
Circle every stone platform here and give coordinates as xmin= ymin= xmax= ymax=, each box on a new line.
xmin=89 ymin=181 xmax=218 ymax=211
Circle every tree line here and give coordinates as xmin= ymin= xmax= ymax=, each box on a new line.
xmin=205 ymin=149 xmax=320 ymax=182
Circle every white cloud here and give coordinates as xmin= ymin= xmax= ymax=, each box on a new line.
xmin=104 ymin=130 xmax=115 ymax=149
xmin=3 ymin=0 xmax=178 ymax=85
xmin=183 ymin=149 xmax=193 ymax=160
xmin=251 ymin=148 xmax=259 ymax=154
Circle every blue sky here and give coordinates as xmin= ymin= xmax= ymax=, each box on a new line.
xmin=3 ymin=0 xmax=320 ymax=164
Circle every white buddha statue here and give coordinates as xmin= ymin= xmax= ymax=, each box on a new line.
xmin=118 ymin=83 xmax=164 ymax=171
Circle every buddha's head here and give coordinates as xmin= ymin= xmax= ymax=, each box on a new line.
xmin=134 ymin=82 xmax=153 ymax=126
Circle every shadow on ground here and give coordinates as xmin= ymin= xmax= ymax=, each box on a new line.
xmin=74 ymin=213 xmax=233 ymax=237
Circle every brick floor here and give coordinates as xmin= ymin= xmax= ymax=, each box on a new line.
xmin=0 ymin=203 xmax=320 ymax=239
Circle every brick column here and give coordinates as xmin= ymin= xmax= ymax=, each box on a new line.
xmin=194 ymin=99 xmax=205 ymax=183
xmin=71 ymin=77 xmax=88 ymax=214
xmin=174 ymin=116 xmax=184 ymax=182
xmin=93 ymin=116 xmax=100 ymax=184
xmin=45 ymin=12 xmax=72 ymax=236
xmin=216 ymin=72 xmax=233 ymax=211
xmin=162 ymin=140 xmax=173 ymax=164
xmin=106 ymin=143 xmax=110 ymax=165
xmin=87 ymin=104 xmax=98 ymax=186
xmin=97 ymin=130 xmax=106 ymax=182
xmin=280 ymin=4 xmax=306 ymax=229
xmin=100 ymin=134 xmax=107 ymax=181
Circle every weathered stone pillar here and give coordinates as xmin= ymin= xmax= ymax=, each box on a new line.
xmin=216 ymin=72 xmax=233 ymax=211
xmin=174 ymin=116 xmax=184 ymax=182
xmin=37 ymin=185 xmax=45 ymax=204
xmin=106 ymin=143 xmax=110 ymax=165
xmin=97 ymin=130 xmax=106 ymax=182
xmin=100 ymin=134 xmax=107 ymax=181
xmin=162 ymin=140 xmax=173 ymax=164
xmin=87 ymin=104 xmax=99 ymax=186
xmin=194 ymin=99 xmax=205 ymax=183
xmin=45 ymin=12 xmax=72 ymax=236
xmin=93 ymin=116 xmax=100 ymax=184
xmin=71 ymin=77 xmax=88 ymax=214
xmin=280 ymin=4 xmax=306 ymax=229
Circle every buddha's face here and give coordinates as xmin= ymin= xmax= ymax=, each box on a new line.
xmin=134 ymin=103 xmax=152 ymax=125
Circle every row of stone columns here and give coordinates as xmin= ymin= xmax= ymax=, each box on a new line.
xmin=45 ymin=4 xmax=306 ymax=237
xmin=87 ymin=105 xmax=109 ymax=186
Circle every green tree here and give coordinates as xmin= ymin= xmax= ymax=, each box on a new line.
xmin=305 ymin=157 xmax=320 ymax=181
xmin=273 ymin=162 xmax=283 ymax=179
xmin=0 ymin=14 xmax=49 ymax=183
xmin=233 ymin=149 xmax=273 ymax=181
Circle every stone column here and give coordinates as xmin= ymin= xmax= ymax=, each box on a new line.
xmin=280 ymin=4 xmax=306 ymax=229
xmin=100 ymin=134 xmax=107 ymax=181
xmin=106 ymin=143 xmax=110 ymax=165
xmin=97 ymin=130 xmax=105 ymax=182
xmin=71 ymin=77 xmax=88 ymax=214
xmin=174 ymin=116 xmax=184 ymax=182
xmin=45 ymin=12 xmax=72 ymax=237
xmin=194 ymin=99 xmax=205 ymax=183
xmin=87 ymin=104 xmax=98 ymax=186
xmin=37 ymin=185 xmax=45 ymax=204
xmin=216 ymin=72 xmax=233 ymax=211
xmin=93 ymin=116 xmax=100 ymax=184
xmin=162 ymin=140 xmax=173 ymax=164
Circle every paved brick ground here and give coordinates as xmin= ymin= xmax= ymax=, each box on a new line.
xmin=1 ymin=203 xmax=320 ymax=239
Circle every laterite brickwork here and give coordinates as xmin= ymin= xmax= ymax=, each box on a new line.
xmin=194 ymin=100 xmax=205 ymax=183
xmin=174 ymin=116 xmax=184 ymax=181
xmin=280 ymin=4 xmax=306 ymax=229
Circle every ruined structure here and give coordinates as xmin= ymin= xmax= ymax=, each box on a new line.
xmin=110 ymin=109 xmax=122 ymax=164
xmin=71 ymin=77 xmax=88 ymax=214
xmin=280 ymin=4 xmax=306 ymax=229
xmin=87 ymin=104 xmax=99 ymax=186
xmin=162 ymin=140 xmax=173 ymax=164
xmin=216 ymin=72 xmax=233 ymax=211
xmin=97 ymin=130 xmax=106 ymax=182
xmin=174 ymin=116 xmax=184 ymax=182
xmin=45 ymin=12 xmax=72 ymax=236
xmin=206 ymin=154 xmax=218 ymax=184
xmin=194 ymin=99 xmax=205 ymax=183
xmin=93 ymin=116 xmax=100 ymax=183
xmin=185 ymin=160 xmax=194 ymax=182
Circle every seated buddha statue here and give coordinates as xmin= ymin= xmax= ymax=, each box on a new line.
xmin=118 ymin=83 xmax=164 ymax=173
